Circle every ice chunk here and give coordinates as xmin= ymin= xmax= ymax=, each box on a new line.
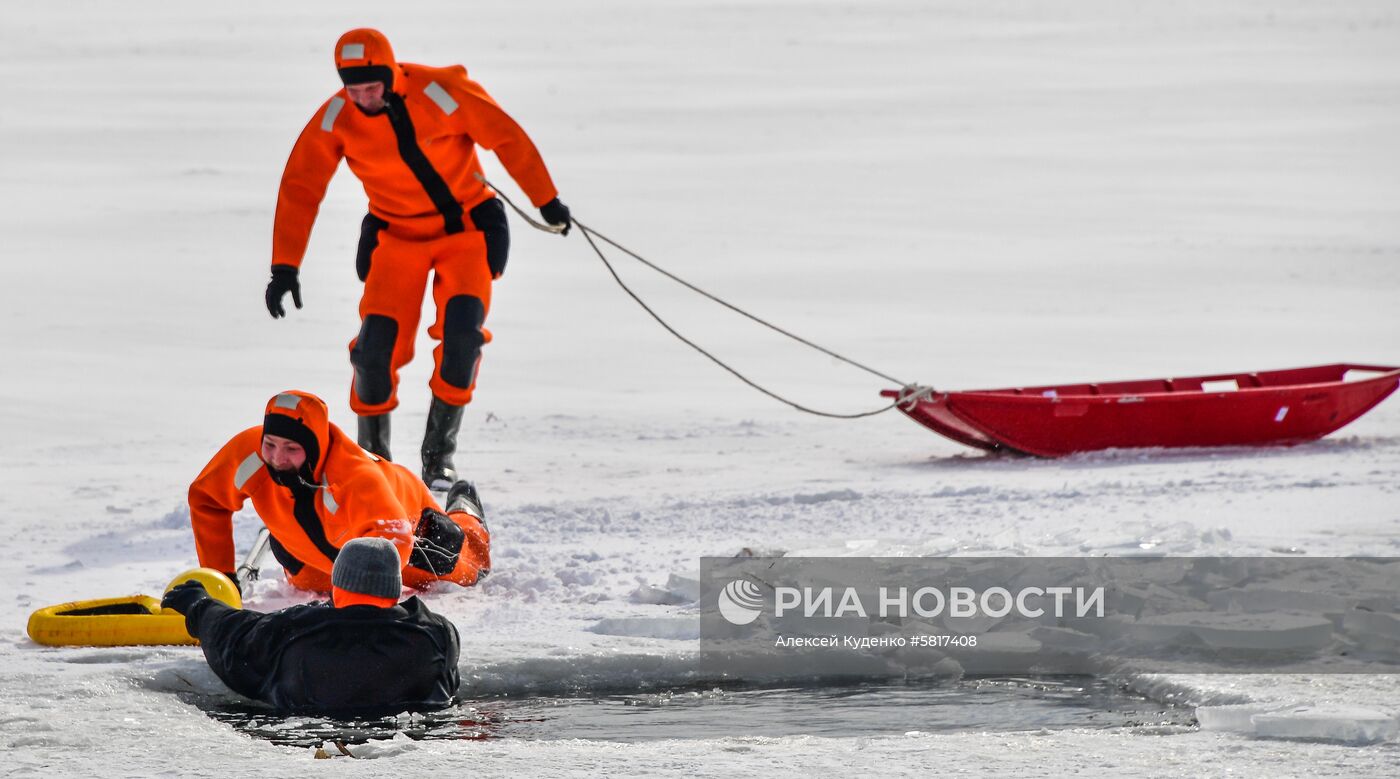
xmin=1253 ymin=705 xmax=1399 ymax=744
xmin=1114 ymin=583 xmax=1208 ymax=618
xmin=665 ymin=573 xmax=701 ymax=602
xmin=629 ymin=583 xmax=689 ymax=606
xmin=1198 ymin=703 xmax=1400 ymax=744
xmin=1356 ymin=595 xmax=1399 ymax=613
xmin=1341 ymin=611 xmax=1400 ymax=651
xmin=942 ymin=632 xmax=1042 ymax=673
xmin=1132 ymin=612 xmax=1333 ymax=651
xmin=1062 ymin=613 xmax=1136 ymax=639
xmin=1205 ymin=588 xmax=1348 ymax=615
xmin=1028 ymin=626 xmax=1100 ymax=651
xmin=1196 ymin=704 xmax=1277 ymax=735
xmin=587 ymin=617 xmax=700 ymax=641
xmin=339 ymin=732 xmax=421 ymax=759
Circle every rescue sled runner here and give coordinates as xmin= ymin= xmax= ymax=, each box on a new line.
xmin=883 ymin=364 xmax=1400 ymax=457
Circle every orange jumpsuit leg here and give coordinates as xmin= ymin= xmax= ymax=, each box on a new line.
xmin=400 ymin=510 xmax=490 ymax=589
xmin=285 ymin=564 xmax=334 ymax=594
xmin=349 ymin=230 xmax=433 ymax=416
xmin=446 ymin=509 xmax=491 ymax=585
xmin=425 ymin=231 xmax=493 ymax=407
xmin=394 ymin=468 xmax=492 ymax=589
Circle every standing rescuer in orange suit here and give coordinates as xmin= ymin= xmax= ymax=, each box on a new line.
xmin=188 ymin=390 xmax=490 ymax=593
xmin=265 ymin=28 xmax=571 ymax=489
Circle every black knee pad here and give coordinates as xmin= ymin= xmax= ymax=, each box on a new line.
xmin=350 ymin=314 xmax=399 ymax=405
xmin=440 ymin=296 xmax=485 ymax=389
xmin=469 ymin=198 xmax=511 ymax=278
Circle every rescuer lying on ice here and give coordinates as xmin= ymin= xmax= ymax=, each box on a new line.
xmin=163 ymin=537 xmax=460 ymax=716
xmin=188 ymin=390 xmax=489 ymax=593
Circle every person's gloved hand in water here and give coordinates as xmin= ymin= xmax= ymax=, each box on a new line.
xmin=162 ymin=580 xmax=212 ymax=615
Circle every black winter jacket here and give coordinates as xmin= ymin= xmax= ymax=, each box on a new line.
xmin=182 ymin=595 xmax=460 ymax=717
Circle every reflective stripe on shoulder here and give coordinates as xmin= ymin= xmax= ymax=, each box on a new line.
xmin=423 ymin=82 xmax=458 ymax=116
xmin=321 ymin=486 xmax=339 ymax=515
xmin=234 ymin=452 xmax=263 ymax=491
xmin=321 ymin=97 xmax=346 ymax=132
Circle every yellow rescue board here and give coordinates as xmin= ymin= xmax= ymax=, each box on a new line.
xmin=26 ymin=568 xmax=242 ymax=648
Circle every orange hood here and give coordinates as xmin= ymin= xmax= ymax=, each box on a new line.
xmin=261 ymin=390 xmax=332 ymax=482
xmin=334 ymin=28 xmax=404 ymax=93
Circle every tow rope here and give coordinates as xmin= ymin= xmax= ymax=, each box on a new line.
xmin=480 ymin=177 xmax=934 ymax=418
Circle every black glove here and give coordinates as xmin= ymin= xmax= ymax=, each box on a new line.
xmin=539 ymin=198 xmax=572 ymax=236
xmin=265 ymin=265 xmax=302 ymax=318
xmin=161 ymin=580 xmax=212 ymax=615
xmin=407 ymin=508 xmax=466 ymax=575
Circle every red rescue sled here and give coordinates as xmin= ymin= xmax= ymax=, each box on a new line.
xmin=883 ymin=364 xmax=1400 ymax=457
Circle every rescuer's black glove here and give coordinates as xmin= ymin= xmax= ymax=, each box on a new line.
xmin=265 ymin=265 xmax=303 ymax=318
xmin=407 ymin=508 xmax=466 ymax=575
xmin=161 ymin=581 xmax=212 ymax=615
xmin=539 ymin=198 xmax=572 ymax=236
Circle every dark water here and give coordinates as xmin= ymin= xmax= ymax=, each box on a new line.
xmin=195 ymin=676 xmax=1195 ymax=748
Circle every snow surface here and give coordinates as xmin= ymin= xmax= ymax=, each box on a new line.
xmin=3 ymin=0 xmax=1400 ymax=774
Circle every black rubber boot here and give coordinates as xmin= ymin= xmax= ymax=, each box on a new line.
xmin=357 ymin=414 xmax=392 ymax=460
xmin=421 ymin=397 xmax=464 ymax=490
xmin=445 ymin=480 xmax=485 ymax=526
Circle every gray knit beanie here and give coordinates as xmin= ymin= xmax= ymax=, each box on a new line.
xmin=332 ymin=537 xmax=402 ymax=599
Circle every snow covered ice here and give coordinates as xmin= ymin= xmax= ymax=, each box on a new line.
xmin=3 ymin=0 xmax=1399 ymax=775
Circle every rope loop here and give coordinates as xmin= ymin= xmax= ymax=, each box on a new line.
xmin=479 ymin=175 xmax=930 ymax=419
xmin=894 ymin=384 xmax=937 ymax=409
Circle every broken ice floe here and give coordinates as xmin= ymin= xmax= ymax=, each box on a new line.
xmin=1198 ymin=703 xmax=1399 ymax=745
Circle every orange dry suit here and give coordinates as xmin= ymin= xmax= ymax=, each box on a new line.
xmin=188 ymin=391 xmax=490 ymax=591
xmin=272 ymin=28 xmax=561 ymax=415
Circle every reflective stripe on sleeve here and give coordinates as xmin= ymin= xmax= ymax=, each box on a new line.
xmin=321 ymin=97 xmax=346 ymax=132
xmin=423 ymin=82 xmax=458 ymax=116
